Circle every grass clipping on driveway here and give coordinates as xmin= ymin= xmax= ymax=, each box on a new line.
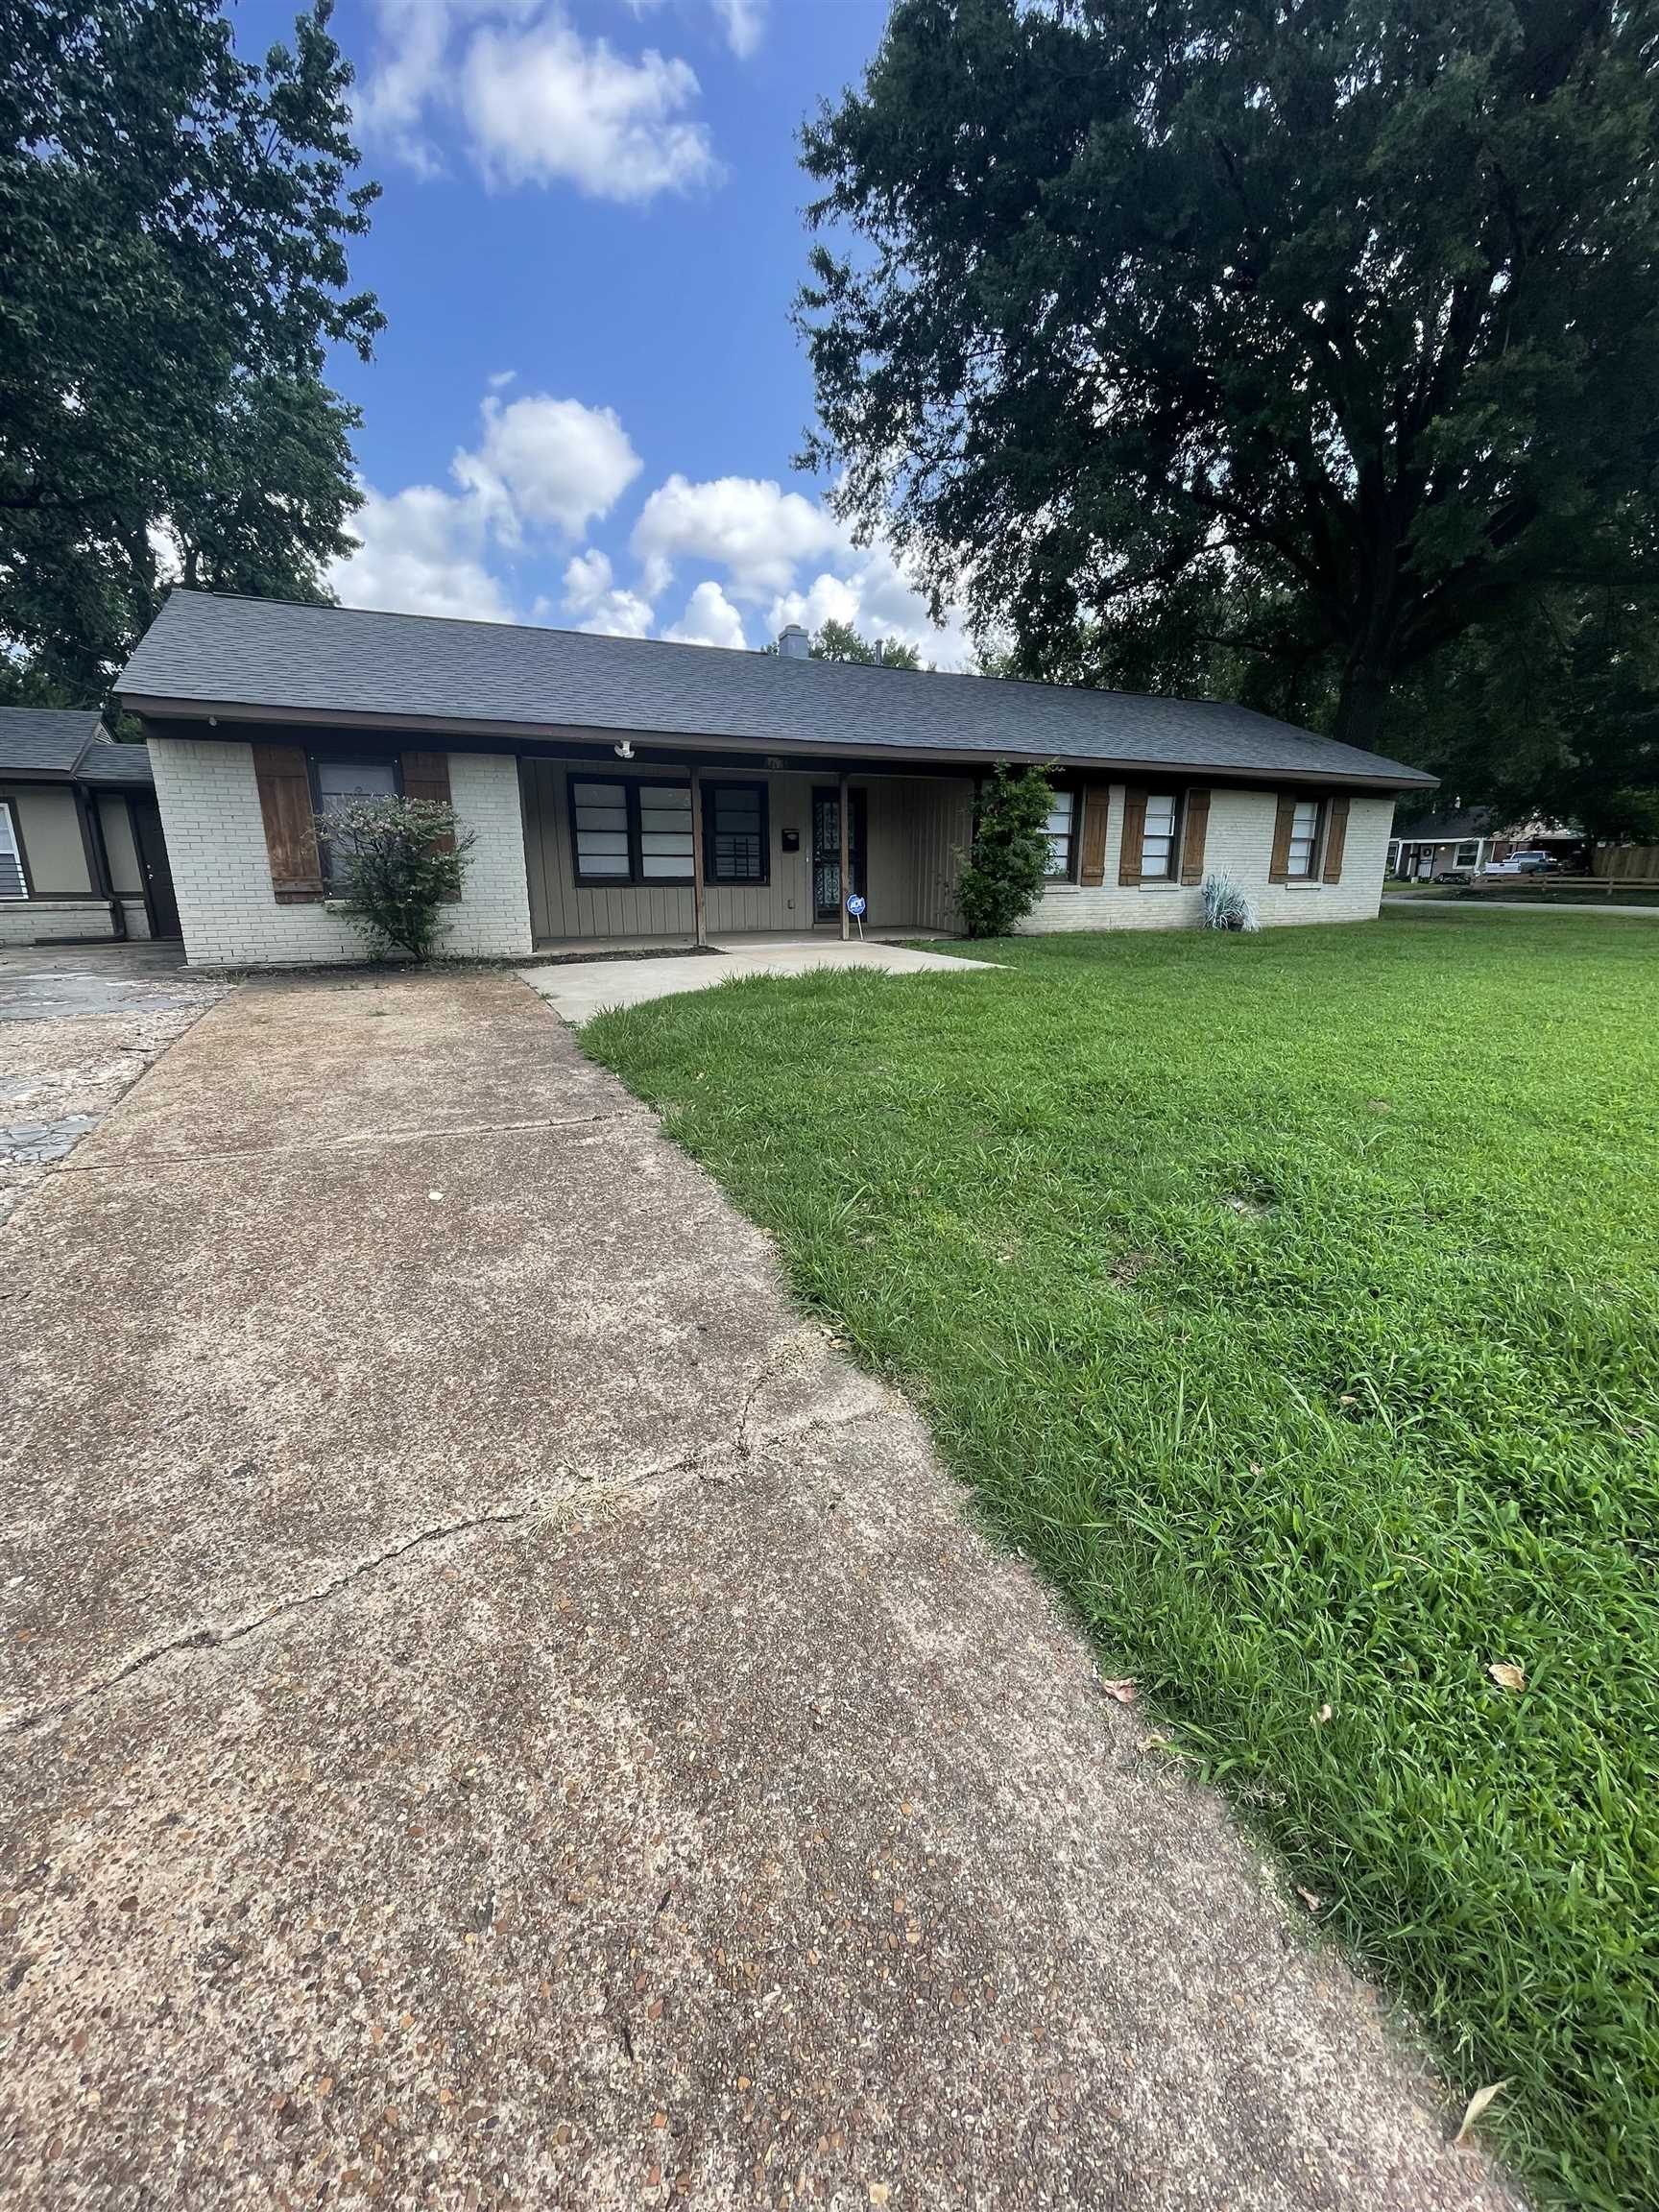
xmin=586 ymin=914 xmax=1659 ymax=2212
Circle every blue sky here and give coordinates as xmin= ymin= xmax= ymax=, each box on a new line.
xmin=237 ymin=0 xmax=974 ymax=664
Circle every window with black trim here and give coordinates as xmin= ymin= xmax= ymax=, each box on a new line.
xmin=704 ymin=780 xmax=768 ymax=885
xmin=0 ymin=800 xmax=27 ymax=899
xmin=312 ymin=757 xmax=399 ymax=887
xmin=569 ymin=776 xmax=694 ymax=886
xmin=1043 ymin=787 xmax=1077 ymax=879
xmin=1141 ymin=792 xmax=1181 ymax=880
xmin=1286 ymin=797 xmax=1325 ymax=879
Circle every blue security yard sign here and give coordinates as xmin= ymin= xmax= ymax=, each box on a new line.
xmin=846 ymin=891 xmax=867 ymax=940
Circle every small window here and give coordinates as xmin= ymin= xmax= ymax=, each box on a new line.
xmin=569 ymin=776 xmax=694 ymax=886
xmin=637 ymin=782 xmax=694 ymax=880
xmin=570 ymin=779 xmax=633 ymax=879
xmin=705 ymin=781 xmax=769 ymax=885
xmin=1044 ymin=788 xmax=1076 ymax=879
xmin=0 ymin=801 xmax=26 ymax=899
xmin=1286 ymin=798 xmax=1323 ymax=879
xmin=313 ymin=757 xmax=398 ymax=886
xmin=1141 ymin=792 xmax=1180 ymax=880
xmin=1455 ymin=840 xmax=1479 ymax=868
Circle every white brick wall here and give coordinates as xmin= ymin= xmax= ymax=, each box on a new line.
xmin=1022 ymin=787 xmax=1394 ymax=933
xmin=149 ymin=739 xmax=534 ymax=968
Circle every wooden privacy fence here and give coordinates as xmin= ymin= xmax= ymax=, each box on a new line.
xmin=1592 ymin=844 xmax=1659 ymax=883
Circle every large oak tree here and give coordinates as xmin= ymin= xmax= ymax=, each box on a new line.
xmin=798 ymin=0 xmax=1659 ymax=749
xmin=0 ymin=0 xmax=381 ymax=700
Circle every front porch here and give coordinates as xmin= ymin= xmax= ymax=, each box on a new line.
xmin=519 ymin=933 xmax=996 ymax=1019
xmin=518 ymin=757 xmax=974 ymax=949
xmin=529 ymin=926 xmax=958 ymax=959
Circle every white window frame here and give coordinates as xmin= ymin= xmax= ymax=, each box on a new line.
xmin=1286 ymin=797 xmax=1325 ymax=881
xmin=1043 ymin=788 xmax=1077 ymax=880
xmin=1141 ymin=791 xmax=1182 ymax=882
xmin=0 ymin=799 xmax=28 ymax=900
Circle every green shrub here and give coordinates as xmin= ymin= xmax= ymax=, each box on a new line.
xmin=954 ymin=765 xmax=1055 ymax=937
xmin=325 ymin=794 xmax=476 ymax=962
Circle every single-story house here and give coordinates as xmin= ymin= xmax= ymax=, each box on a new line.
xmin=114 ymin=590 xmax=1436 ymax=968
xmin=0 ymin=708 xmax=180 ymax=946
xmin=1387 ymin=807 xmax=1584 ymax=879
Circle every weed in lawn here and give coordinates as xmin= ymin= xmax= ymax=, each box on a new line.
xmin=585 ymin=914 xmax=1659 ymax=2212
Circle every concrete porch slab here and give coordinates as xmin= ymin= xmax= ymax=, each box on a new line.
xmin=519 ymin=937 xmax=997 ymax=1021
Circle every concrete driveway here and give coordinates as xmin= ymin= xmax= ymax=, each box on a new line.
xmin=0 ymin=943 xmax=224 ymax=1224
xmin=0 ymin=970 xmax=1517 ymax=2210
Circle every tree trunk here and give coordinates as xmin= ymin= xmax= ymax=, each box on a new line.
xmin=1333 ymin=659 xmax=1394 ymax=753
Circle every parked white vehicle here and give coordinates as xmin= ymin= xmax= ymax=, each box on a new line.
xmin=1482 ymin=853 xmax=1551 ymax=877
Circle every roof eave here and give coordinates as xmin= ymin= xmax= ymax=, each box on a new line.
xmin=120 ymin=693 xmax=1439 ymax=791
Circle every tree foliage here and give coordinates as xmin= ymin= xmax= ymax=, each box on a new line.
xmin=0 ymin=0 xmax=381 ymax=701
xmin=326 ymin=795 xmax=476 ymax=964
xmin=808 ymin=617 xmax=925 ymax=668
xmin=954 ymin=765 xmax=1054 ymax=937
xmin=799 ymin=0 xmax=1659 ymax=749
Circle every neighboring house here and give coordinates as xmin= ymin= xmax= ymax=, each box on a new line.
xmin=0 ymin=708 xmax=180 ymax=946
xmin=115 ymin=591 xmax=1436 ymax=969
xmin=1388 ymin=806 xmax=1584 ymax=879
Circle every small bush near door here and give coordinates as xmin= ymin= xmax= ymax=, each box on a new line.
xmin=326 ymin=795 xmax=475 ymax=961
xmin=955 ymin=765 xmax=1055 ymax=937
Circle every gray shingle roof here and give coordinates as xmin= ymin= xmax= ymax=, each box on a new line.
xmin=75 ymin=739 xmax=155 ymax=786
xmin=0 ymin=707 xmax=108 ymax=776
xmin=117 ymin=589 xmax=1436 ymax=789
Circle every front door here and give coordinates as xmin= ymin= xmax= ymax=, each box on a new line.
xmin=130 ymin=795 xmax=181 ymax=938
xmin=812 ymin=787 xmax=867 ymax=923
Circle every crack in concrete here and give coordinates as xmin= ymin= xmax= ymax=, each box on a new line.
xmin=1 ymin=1396 xmax=870 ymax=1740
xmin=43 ymin=1109 xmax=642 ymax=1175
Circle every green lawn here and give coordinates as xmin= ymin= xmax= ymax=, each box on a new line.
xmin=585 ymin=913 xmax=1659 ymax=2212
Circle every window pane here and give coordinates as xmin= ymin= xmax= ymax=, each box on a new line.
xmin=640 ymin=853 xmax=692 ymax=878
xmin=1142 ymin=835 xmax=1173 ymax=877
xmin=1141 ymin=793 xmax=1178 ymax=878
xmin=709 ymin=783 xmax=767 ymax=882
xmin=572 ymin=779 xmax=637 ymax=878
xmin=582 ymin=851 xmax=632 ymax=878
xmin=1044 ymin=793 xmax=1073 ymax=835
xmin=317 ymin=758 xmax=397 ymax=803
xmin=1291 ymin=802 xmax=1320 ymax=837
xmin=1287 ymin=838 xmax=1315 ymax=876
xmin=0 ymin=805 xmax=23 ymax=899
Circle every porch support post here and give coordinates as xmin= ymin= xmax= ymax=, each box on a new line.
xmin=838 ymin=768 xmax=850 ymax=941
xmin=689 ymin=763 xmax=708 ymax=949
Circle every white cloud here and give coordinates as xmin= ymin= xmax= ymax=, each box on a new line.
xmin=329 ymin=484 xmax=514 ymax=624
xmin=711 ymin=0 xmax=765 ymax=59
xmin=662 ymin=580 xmax=748 ymax=650
xmin=456 ymin=393 xmax=641 ymax=541
xmin=768 ymin=538 xmax=976 ymax=671
xmin=358 ymin=2 xmax=719 ymax=203
xmin=327 ymin=385 xmax=641 ymax=625
xmin=632 ymin=473 xmax=842 ymax=601
xmin=558 ymin=549 xmax=656 ymax=637
xmin=487 ymin=368 xmax=517 ymax=390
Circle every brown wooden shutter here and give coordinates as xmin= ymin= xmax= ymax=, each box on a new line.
xmin=401 ymin=750 xmax=458 ymax=896
xmin=400 ymin=749 xmax=451 ymax=809
xmin=1179 ymin=787 xmax=1211 ymax=885
xmin=252 ymin=743 xmax=324 ymax=902
xmin=1078 ymin=781 xmax=1110 ymax=886
xmin=1322 ymin=794 xmax=1350 ymax=883
xmin=1118 ymin=785 xmax=1146 ymax=886
xmin=1268 ymin=792 xmax=1297 ymax=883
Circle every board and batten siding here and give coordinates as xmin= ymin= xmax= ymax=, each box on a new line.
xmin=519 ymin=761 xmax=971 ymax=942
xmin=1024 ymin=786 xmax=1396 ymax=931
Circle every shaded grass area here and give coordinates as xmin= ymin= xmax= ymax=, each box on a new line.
xmin=585 ymin=913 xmax=1659 ymax=2212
